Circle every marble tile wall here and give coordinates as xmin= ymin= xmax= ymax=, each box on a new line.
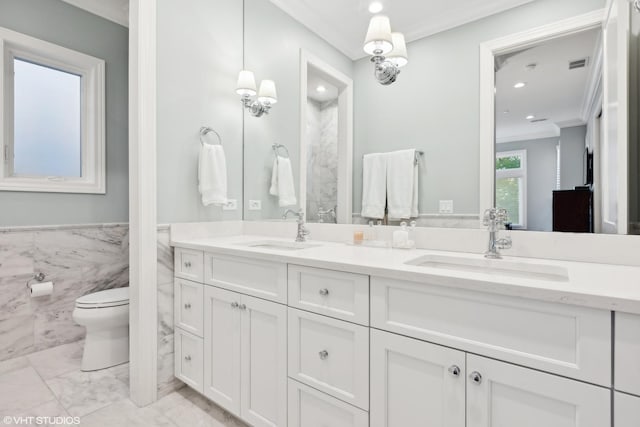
xmin=157 ymin=227 xmax=182 ymax=398
xmin=306 ymin=99 xmax=339 ymax=223
xmin=0 ymin=224 xmax=129 ymax=361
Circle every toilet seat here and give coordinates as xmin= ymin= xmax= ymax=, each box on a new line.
xmin=76 ymin=287 xmax=129 ymax=309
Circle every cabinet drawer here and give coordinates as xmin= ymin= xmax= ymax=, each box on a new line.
xmin=288 ymin=265 xmax=369 ymax=325
xmin=615 ymin=313 xmax=640 ymax=396
xmin=174 ymin=248 xmax=204 ymax=282
xmin=288 ymin=379 xmax=368 ymax=427
xmin=174 ymin=279 xmax=204 ymax=337
xmin=288 ymin=308 xmax=369 ymax=410
xmin=174 ymin=328 xmax=204 ymax=393
xmin=205 ymin=254 xmax=287 ymax=303
xmin=371 ymin=277 xmax=611 ymax=386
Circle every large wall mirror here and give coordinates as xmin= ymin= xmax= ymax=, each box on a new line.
xmin=242 ymin=0 xmax=639 ymax=235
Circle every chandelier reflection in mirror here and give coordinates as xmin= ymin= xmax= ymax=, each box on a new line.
xmin=236 ymin=70 xmax=278 ymax=117
xmin=363 ymin=15 xmax=409 ymax=85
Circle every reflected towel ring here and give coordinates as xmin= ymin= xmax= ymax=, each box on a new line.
xmin=199 ymin=127 xmax=223 ymax=146
xmin=272 ymin=143 xmax=290 ymax=159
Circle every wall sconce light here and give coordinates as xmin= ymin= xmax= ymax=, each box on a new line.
xmin=236 ymin=70 xmax=278 ymax=117
xmin=363 ymin=15 xmax=409 ymax=85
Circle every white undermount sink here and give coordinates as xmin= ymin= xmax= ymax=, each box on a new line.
xmin=239 ymin=240 xmax=320 ymax=251
xmin=405 ymin=254 xmax=569 ymax=282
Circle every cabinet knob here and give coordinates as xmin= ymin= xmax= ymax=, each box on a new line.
xmin=184 ymin=355 xmax=192 ymax=361
xmin=319 ymin=350 xmax=329 ymax=360
xmin=319 ymin=288 xmax=329 ymax=296
xmin=184 ymin=261 xmax=192 ymax=268
xmin=448 ymin=365 xmax=461 ymax=377
xmin=239 ymin=304 xmax=247 ymax=311
xmin=231 ymin=302 xmax=239 ymax=309
xmin=470 ymin=371 xmax=483 ymax=385
xmin=184 ymin=303 xmax=191 ymax=309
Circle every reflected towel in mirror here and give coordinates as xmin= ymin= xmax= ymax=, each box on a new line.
xmin=270 ymin=156 xmax=297 ymax=207
xmin=361 ymin=153 xmax=387 ymax=219
xmin=198 ymin=144 xmax=228 ymax=206
xmin=387 ymin=149 xmax=419 ymax=219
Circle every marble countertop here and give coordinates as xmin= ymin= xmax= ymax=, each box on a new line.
xmin=171 ymin=234 xmax=640 ymax=314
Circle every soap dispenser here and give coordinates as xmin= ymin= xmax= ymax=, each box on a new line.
xmin=393 ymin=222 xmax=410 ymax=248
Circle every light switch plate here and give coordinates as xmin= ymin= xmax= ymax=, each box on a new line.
xmin=223 ymin=199 xmax=238 ymax=210
xmin=439 ymin=200 xmax=454 ymax=214
xmin=249 ymin=200 xmax=262 ymax=211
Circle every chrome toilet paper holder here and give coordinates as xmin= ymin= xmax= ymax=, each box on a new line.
xmin=26 ymin=272 xmax=46 ymax=289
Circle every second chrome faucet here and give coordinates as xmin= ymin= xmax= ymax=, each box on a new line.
xmin=282 ymin=208 xmax=310 ymax=242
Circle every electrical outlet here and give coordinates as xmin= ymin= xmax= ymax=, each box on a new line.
xmin=439 ymin=200 xmax=454 ymax=214
xmin=249 ymin=200 xmax=262 ymax=211
xmin=223 ymin=199 xmax=238 ymax=211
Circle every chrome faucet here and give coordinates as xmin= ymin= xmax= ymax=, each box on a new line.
xmin=483 ymin=208 xmax=512 ymax=259
xmin=282 ymin=208 xmax=310 ymax=242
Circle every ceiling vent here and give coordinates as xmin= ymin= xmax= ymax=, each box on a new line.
xmin=569 ymin=58 xmax=589 ymax=70
xmin=530 ymin=118 xmax=548 ymax=123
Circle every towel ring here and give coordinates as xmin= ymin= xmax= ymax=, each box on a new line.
xmin=200 ymin=127 xmax=223 ymax=146
xmin=272 ymin=143 xmax=290 ymax=159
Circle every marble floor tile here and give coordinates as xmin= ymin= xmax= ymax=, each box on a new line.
xmin=106 ymin=362 xmax=129 ymax=386
xmin=26 ymin=341 xmax=83 ymax=380
xmin=0 ymin=314 xmax=35 ymax=361
xmin=79 ymin=399 xmax=174 ymax=427
xmin=0 ymin=366 xmax=56 ymax=413
xmin=0 ymin=356 xmax=29 ymax=376
xmin=12 ymin=400 xmax=70 ymax=427
xmin=45 ymin=369 xmax=129 ymax=417
xmin=152 ymin=387 xmax=248 ymax=427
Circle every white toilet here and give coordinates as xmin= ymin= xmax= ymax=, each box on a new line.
xmin=72 ymin=287 xmax=130 ymax=371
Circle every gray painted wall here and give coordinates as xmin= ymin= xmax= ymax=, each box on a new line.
xmin=157 ymin=0 xmax=244 ymax=224
xmin=0 ymin=0 xmax=129 ymax=227
xmin=352 ymin=0 xmax=605 ymax=216
xmin=497 ymin=138 xmax=559 ymax=232
xmin=560 ymin=125 xmax=587 ymax=190
xmin=243 ymin=0 xmax=354 ymax=221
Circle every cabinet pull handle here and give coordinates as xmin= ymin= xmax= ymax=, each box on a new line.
xmin=470 ymin=371 xmax=483 ymax=385
xmin=231 ymin=302 xmax=239 ymax=309
xmin=184 ymin=303 xmax=191 ymax=309
xmin=239 ymin=304 xmax=247 ymax=311
xmin=184 ymin=355 xmax=192 ymax=361
xmin=448 ymin=365 xmax=461 ymax=377
xmin=184 ymin=261 xmax=192 ymax=268
xmin=319 ymin=350 xmax=329 ymax=360
xmin=319 ymin=288 xmax=329 ymax=296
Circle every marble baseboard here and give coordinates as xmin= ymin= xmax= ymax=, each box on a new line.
xmin=0 ymin=225 xmax=129 ymax=361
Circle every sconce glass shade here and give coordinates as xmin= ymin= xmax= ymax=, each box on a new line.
xmin=236 ymin=70 xmax=257 ymax=96
xmin=363 ymin=15 xmax=393 ymax=55
xmin=258 ymin=80 xmax=278 ymax=104
xmin=387 ymin=32 xmax=408 ymax=67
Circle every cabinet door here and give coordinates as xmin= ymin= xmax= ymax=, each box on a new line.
xmin=240 ymin=295 xmax=287 ymax=427
xmin=615 ymin=313 xmax=640 ymax=396
xmin=467 ymin=355 xmax=610 ymax=427
xmin=203 ymin=286 xmax=242 ymax=415
xmin=370 ymin=329 xmax=465 ymax=427
xmin=615 ymin=392 xmax=640 ymax=427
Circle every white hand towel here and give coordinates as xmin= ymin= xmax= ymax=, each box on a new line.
xmin=361 ymin=153 xmax=387 ymax=219
xmin=386 ymin=149 xmax=419 ymax=220
xmin=270 ymin=156 xmax=297 ymax=207
xmin=198 ymin=144 xmax=228 ymax=206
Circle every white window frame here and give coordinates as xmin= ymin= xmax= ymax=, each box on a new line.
xmin=496 ymin=149 xmax=527 ymax=229
xmin=0 ymin=26 xmax=105 ymax=194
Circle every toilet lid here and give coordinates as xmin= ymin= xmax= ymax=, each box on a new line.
xmin=76 ymin=287 xmax=129 ymax=308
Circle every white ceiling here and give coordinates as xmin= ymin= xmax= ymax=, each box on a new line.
xmin=495 ymin=28 xmax=601 ymax=143
xmin=269 ymin=0 xmax=535 ymax=60
xmin=60 ymin=0 xmax=129 ymax=27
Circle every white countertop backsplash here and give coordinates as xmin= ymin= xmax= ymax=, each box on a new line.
xmin=170 ymin=221 xmax=640 ymax=314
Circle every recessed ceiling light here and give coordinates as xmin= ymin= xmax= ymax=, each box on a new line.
xmin=514 ymin=82 xmax=527 ymax=89
xmin=526 ymin=115 xmax=535 ymax=120
xmin=316 ymin=85 xmax=327 ymax=93
xmin=368 ymin=2 xmax=383 ymax=13
xmin=503 ymin=110 xmax=510 ymax=114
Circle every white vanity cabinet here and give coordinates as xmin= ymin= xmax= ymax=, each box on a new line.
xmin=615 ymin=392 xmax=640 ymax=427
xmin=203 ymin=285 xmax=287 ymax=427
xmin=615 ymin=313 xmax=640 ymax=396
